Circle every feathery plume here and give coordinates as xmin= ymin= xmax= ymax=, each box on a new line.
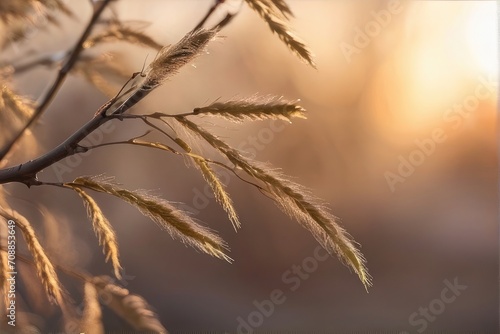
xmin=269 ymin=0 xmax=294 ymax=18
xmin=68 ymin=185 xmax=122 ymax=280
xmin=92 ymin=276 xmax=168 ymax=333
xmin=244 ymin=0 xmax=315 ymax=67
xmin=0 ymin=0 xmax=72 ymax=47
xmin=176 ymin=117 xmax=370 ymax=289
xmin=73 ymin=53 xmax=130 ymax=98
xmin=108 ymin=28 xmax=217 ymax=115
xmin=0 ymin=207 xmax=64 ymax=304
xmin=80 ymin=281 xmax=105 ymax=334
xmin=192 ymin=96 xmax=306 ymax=122
xmin=1 ymin=84 xmax=36 ymax=121
xmin=193 ymin=157 xmax=240 ymax=230
xmin=84 ymin=23 xmax=163 ymax=50
xmin=172 ymin=137 xmax=240 ymax=229
xmin=67 ymin=176 xmax=231 ymax=262
xmin=0 ymin=249 xmax=9 ymax=307
xmin=0 ymin=0 xmax=73 ymax=27
xmin=146 ymin=28 xmax=218 ymax=85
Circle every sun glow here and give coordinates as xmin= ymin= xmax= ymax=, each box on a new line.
xmin=466 ymin=2 xmax=498 ymax=78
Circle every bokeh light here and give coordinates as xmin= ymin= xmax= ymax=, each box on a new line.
xmin=466 ymin=1 xmax=498 ymax=78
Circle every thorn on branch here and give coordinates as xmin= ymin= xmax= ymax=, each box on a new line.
xmin=75 ymin=145 xmax=89 ymax=154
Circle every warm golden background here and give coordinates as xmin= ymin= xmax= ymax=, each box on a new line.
xmin=1 ymin=0 xmax=497 ymax=332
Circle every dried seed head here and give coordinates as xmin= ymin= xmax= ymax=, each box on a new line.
xmin=0 ymin=207 xmax=65 ymax=304
xmin=92 ymin=276 xmax=168 ymax=333
xmin=176 ymin=117 xmax=371 ymax=289
xmin=68 ymin=186 xmax=122 ymax=280
xmin=146 ymin=28 xmax=218 ymax=86
xmin=244 ymin=0 xmax=315 ymax=67
xmin=80 ymin=282 xmax=105 ymax=334
xmin=192 ymin=96 xmax=306 ymax=122
xmin=68 ymin=176 xmax=231 ymax=263
xmin=84 ymin=23 xmax=163 ymax=50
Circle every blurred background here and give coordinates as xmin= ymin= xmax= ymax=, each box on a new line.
xmin=0 ymin=0 xmax=497 ymax=332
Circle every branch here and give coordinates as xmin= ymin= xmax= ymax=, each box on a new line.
xmin=0 ymin=28 xmax=219 ymax=186
xmin=76 ymin=121 xmax=269 ymax=194
xmin=0 ymin=112 xmax=111 ymax=186
xmin=0 ymin=0 xmax=112 ymax=162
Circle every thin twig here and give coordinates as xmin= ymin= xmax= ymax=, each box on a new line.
xmin=193 ymin=0 xmax=242 ymax=31
xmin=193 ymin=0 xmax=225 ymax=31
xmin=78 ymin=131 xmax=269 ymax=194
xmin=0 ymin=0 xmax=112 ymax=162
xmin=216 ymin=12 xmax=237 ymax=29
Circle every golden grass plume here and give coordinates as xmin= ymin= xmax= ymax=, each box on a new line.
xmin=146 ymin=28 xmax=218 ymax=86
xmin=0 ymin=207 xmax=65 ymax=304
xmin=84 ymin=22 xmax=163 ymax=50
xmin=192 ymin=96 xmax=306 ymax=122
xmin=72 ymin=53 xmax=130 ymax=97
xmin=0 ymin=0 xmax=73 ymax=49
xmin=193 ymin=157 xmax=240 ymax=230
xmin=1 ymin=84 xmax=36 ymax=122
xmin=92 ymin=275 xmax=168 ymax=333
xmin=171 ymin=137 xmax=240 ymax=230
xmin=0 ymin=249 xmax=9 ymax=307
xmin=269 ymin=0 xmax=294 ymax=18
xmin=68 ymin=185 xmax=122 ymax=280
xmin=244 ymin=0 xmax=315 ymax=67
xmin=80 ymin=281 xmax=105 ymax=334
xmin=176 ymin=117 xmax=371 ymax=289
xmin=67 ymin=176 xmax=231 ymax=262
xmin=103 ymin=28 xmax=218 ymax=116
xmin=0 ymin=0 xmax=72 ymax=24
